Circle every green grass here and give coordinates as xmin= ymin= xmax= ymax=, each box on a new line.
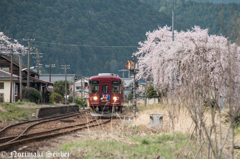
xmin=16 ymin=101 xmax=36 ymax=105
xmin=0 ymin=102 xmax=36 ymax=121
xmin=60 ymin=132 xmax=189 ymax=159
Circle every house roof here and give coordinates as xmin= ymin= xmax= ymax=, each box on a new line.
xmin=0 ymin=69 xmax=18 ymax=81
xmin=123 ymin=78 xmax=133 ymax=87
xmin=0 ymin=54 xmax=38 ymax=75
xmin=75 ymin=78 xmax=89 ymax=83
xmin=30 ymin=76 xmax=53 ymax=85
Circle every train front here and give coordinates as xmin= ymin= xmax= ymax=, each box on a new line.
xmin=88 ymin=74 xmax=123 ymax=117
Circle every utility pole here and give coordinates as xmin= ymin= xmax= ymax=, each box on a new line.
xmin=126 ymin=59 xmax=137 ymax=117
xmin=19 ymin=48 xmax=22 ymax=102
xmin=27 ymin=38 xmax=30 ymax=88
xmin=83 ymin=78 xmax=85 ymax=98
xmin=36 ymin=48 xmax=39 ymax=79
xmin=172 ymin=0 xmax=175 ymax=41
xmin=65 ymin=65 xmax=67 ymax=105
xmin=33 ymin=48 xmax=42 ymax=79
xmin=23 ymin=38 xmax=35 ymax=88
xmin=49 ymin=61 xmax=51 ymax=82
xmin=45 ymin=62 xmax=55 ymax=82
xmin=133 ymin=55 xmax=136 ymax=118
xmin=81 ymin=77 xmax=83 ymax=98
xmin=10 ymin=46 xmax=13 ymax=103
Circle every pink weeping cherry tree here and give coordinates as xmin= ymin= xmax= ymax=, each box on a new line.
xmin=134 ymin=26 xmax=240 ymax=98
xmin=135 ymin=25 xmax=240 ymax=158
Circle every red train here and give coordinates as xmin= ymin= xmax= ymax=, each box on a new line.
xmin=88 ymin=73 xmax=124 ymax=116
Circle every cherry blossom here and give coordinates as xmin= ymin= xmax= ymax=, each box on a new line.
xmin=134 ymin=26 xmax=240 ymax=97
xmin=0 ymin=32 xmax=26 ymax=52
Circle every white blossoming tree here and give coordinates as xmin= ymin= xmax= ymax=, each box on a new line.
xmin=0 ymin=32 xmax=26 ymax=52
xmin=135 ymin=26 xmax=240 ymax=97
xmin=134 ymin=26 xmax=240 ymax=158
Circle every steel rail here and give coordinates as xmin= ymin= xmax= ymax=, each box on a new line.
xmin=0 ymin=109 xmax=90 ymax=135
xmin=0 ymin=112 xmax=73 ymax=134
xmin=2 ymin=110 xmax=89 ymax=144
xmin=0 ymin=119 xmax=110 ymax=150
xmin=0 ymin=118 xmax=97 ymax=144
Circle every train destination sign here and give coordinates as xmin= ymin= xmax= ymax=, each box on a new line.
xmin=89 ymin=81 xmax=99 ymax=84
xmin=112 ymin=81 xmax=121 ymax=84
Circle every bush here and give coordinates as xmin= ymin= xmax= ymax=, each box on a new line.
xmin=75 ymin=98 xmax=87 ymax=107
xmin=50 ymin=92 xmax=63 ymax=103
xmin=68 ymin=96 xmax=73 ymax=103
xmin=128 ymin=92 xmax=132 ymax=101
xmin=146 ymin=85 xmax=160 ymax=99
xmin=53 ymin=80 xmax=69 ymax=97
xmin=22 ymin=88 xmax=42 ymax=104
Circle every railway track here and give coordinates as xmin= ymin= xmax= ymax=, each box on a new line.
xmin=0 ymin=110 xmax=89 ymax=137
xmin=0 ymin=109 xmax=110 ymax=151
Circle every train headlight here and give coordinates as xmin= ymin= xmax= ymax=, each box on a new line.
xmin=93 ymin=96 xmax=98 ymax=100
xmin=113 ymin=97 xmax=119 ymax=101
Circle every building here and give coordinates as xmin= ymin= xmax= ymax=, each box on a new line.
xmin=69 ymin=78 xmax=89 ymax=98
xmin=0 ymin=70 xmax=18 ymax=102
xmin=40 ymin=74 xmax=76 ymax=83
xmin=0 ymin=54 xmax=53 ymax=103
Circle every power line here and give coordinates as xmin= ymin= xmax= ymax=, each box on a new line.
xmin=17 ymin=39 xmax=139 ymax=48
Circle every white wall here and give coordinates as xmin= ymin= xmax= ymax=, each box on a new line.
xmin=0 ymin=80 xmax=16 ymax=102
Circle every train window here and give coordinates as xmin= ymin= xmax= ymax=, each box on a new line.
xmin=102 ymin=85 xmax=108 ymax=94
xmin=89 ymin=81 xmax=99 ymax=94
xmin=112 ymin=81 xmax=121 ymax=94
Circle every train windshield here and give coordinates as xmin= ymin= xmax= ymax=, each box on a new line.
xmin=102 ymin=85 xmax=108 ymax=94
xmin=112 ymin=81 xmax=121 ymax=94
xmin=89 ymin=81 xmax=99 ymax=94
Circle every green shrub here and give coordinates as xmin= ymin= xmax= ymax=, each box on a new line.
xmin=68 ymin=96 xmax=73 ymax=103
xmin=50 ymin=92 xmax=63 ymax=103
xmin=22 ymin=88 xmax=42 ymax=104
xmin=146 ymin=85 xmax=160 ymax=99
xmin=53 ymin=80 xmax=69 ymax=97
xmin=128 ymin=92 xmax=132 ymax=101
xmin=75 ymin=98 xmax=87 ymax=107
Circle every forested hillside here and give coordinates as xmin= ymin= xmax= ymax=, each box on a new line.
xmin=0 ymin=0 xmax=181 ymax=77
xmin=142 ymin=0 xmax=240 ymax=35
xmin=192 ymin=0 xmax=239 ymax=3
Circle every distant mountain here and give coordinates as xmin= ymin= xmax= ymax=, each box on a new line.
xmin=0 ymin=0 xmax=183 ymax=78
xmin=142 ymin=0 xmax=240 ymax=35
xmin=191 ymin=0 xmax=240 ymax=3
xmin=153 ymin=0 xmax=240 ymax=4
